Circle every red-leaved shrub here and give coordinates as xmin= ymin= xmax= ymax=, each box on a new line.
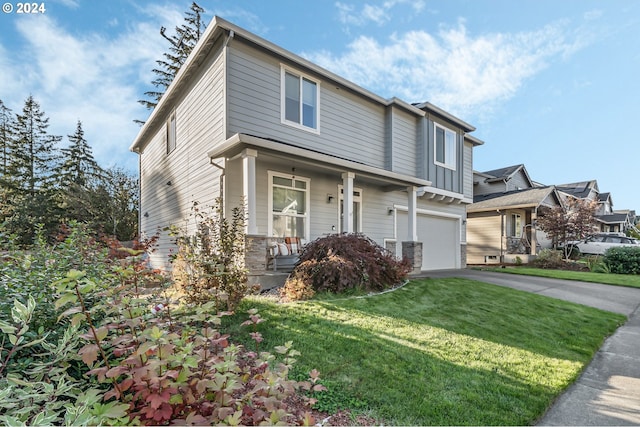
xmin=285 ymin=233 xmax=411 ymax=298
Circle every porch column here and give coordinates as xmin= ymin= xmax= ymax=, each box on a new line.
xmin=242 ymin=148 xmax=258 ymax=234
xmin=530 ymin=210 xmax=538 ymax=256
xmin=342 ymin=172 xmax=355 ymax=233
xmin=407 ymin=186 xmax=418 ymax=241
xmin=403 ymin=186 xmax=422 ymax=274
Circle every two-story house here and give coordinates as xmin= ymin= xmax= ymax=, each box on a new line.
xmin=467 ymin=164 xmax=562 ymax=264
xmin=130 ymin=17 xmax=483 ymax=277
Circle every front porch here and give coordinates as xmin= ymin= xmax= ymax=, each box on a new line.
xmin=208 ymin=133 xmax=454 ymax=284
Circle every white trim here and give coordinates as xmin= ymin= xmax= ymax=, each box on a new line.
xmin=433 ymin=122 xmax=457 ymax=170
xmin=338 ymin=184 xmax=363 ymax=233
xmin=267 ymin=170 xmax=311 ymax=239
xmin=280 ymin=64 xmax=321 ymax=134
xmin=166 ymin=110 xmax=176 ymax=154
xmin=393 ymin=205 xmax=462 ymax=269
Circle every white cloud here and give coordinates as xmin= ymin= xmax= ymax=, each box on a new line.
xmin=0 ymin=6 xmax=187 ymax=172
xmin=336 ymin=0 xmax=425 ymax=27
xmin=305 ymin=18 xmax=592 ymax=120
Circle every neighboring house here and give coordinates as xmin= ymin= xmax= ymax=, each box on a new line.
xmin=556 ymin=180 xmax=600 ymax=203
xmin=557 ymin=182 xmax=636 ymax=234
xmin=129 ymin=17 xmax=483 ymax=277
xmin=467 ymin=165 xmax=562 ymax=264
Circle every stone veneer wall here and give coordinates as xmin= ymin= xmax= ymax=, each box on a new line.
xmin=402 ymin=241 xmax=423 ymax=274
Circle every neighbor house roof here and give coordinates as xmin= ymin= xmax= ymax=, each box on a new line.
xmin=467 ymin=186 xmax=561 ymax=213
xmin=130 ymin=16 xmax=476 ymax=154
xmin=556 ymin=180 xmax=599 ymax=199
xmin=595 ymin=213 xmax=630 ymax=224
xmin=479 ymin=164 xmax=534 ymax=186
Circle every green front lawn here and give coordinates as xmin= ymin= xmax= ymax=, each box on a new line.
xmin=228 ymin=278 xmax=624 ymax=425
xmin=483 ymin=267 xmax=640 ymax=288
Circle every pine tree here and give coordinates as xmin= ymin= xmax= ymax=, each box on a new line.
xmin=138 ymin=2 xmax=207 ymax=112
xmin=3 ymin=96 xmax=62 ymax=245
xmin=59 ymin=120 xmax=102 ymax=187
xmin=10 ymin=95 xmax=62 ymax=196
xmin=0 ymin=99 xmax=17 ymax=224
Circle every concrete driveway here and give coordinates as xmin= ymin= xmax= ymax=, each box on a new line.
xmin=422 ymin=269 xmax=640 ymax=425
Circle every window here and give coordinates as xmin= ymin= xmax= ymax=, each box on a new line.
xmin=166 ymin=111 xmax=176 ymax=154
xmin=510 ymin=214 xmax=522 ymax=237
xmin=281 ymin=66 xmax=319 ymax=132
xmin=338 ymin=186 xmax=362 ymax=233
xmin=434 ymin=123 xmax=456 ymax=169
xmin=269 ymin=171 xmax=310 ymax=239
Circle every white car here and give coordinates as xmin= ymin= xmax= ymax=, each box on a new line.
xmin=569 ymin=234 xmax=639 ymax=255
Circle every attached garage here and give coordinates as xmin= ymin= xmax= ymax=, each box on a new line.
xmin=396 ymin=209 xmax=461 ymax=270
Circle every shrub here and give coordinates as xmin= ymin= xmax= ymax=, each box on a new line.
xmin=530 ymin=249 xmax=565 ymax=269
xmin=53 ymin=270 xmax=323 ymax=426
xmin=603 ymin=247 xmax=640 ymax=275
xmin=286 ymin=233 xmax=411 ymax=297
xmin=169 ymin=199 xmax=253 ymax=311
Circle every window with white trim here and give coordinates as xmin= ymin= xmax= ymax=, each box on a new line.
xmin=434 ymin=122 xmax=456 ymax=169
xmin=281 ymin=66 xmax=319 ymax=132
xmin=166 ymin=111 xmax=176 ymax=154
xmin=510 ymin=214 xmax=522 ymax=237
xmin=268 ymin=171 xmax=310 ymax=239
xmin=338 ymin=186 xmax=362 ymax=233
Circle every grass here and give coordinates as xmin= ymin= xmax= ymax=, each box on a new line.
xmin=226 ymin=278 xmax=625 ymax=425
xmin=482 ymin=266 xmax=640 ymax=288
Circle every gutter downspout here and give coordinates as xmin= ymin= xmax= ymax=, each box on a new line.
xmin=210 ymin=158 xmax=226 ymax=213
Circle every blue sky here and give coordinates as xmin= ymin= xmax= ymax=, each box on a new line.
xmin=1 ymin=0 xmax=638 ymax=211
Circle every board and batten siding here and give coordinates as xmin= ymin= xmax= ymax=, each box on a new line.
xmin=422 ymin=116 xmax=464 ymax=194
xmin=139 ymin=44 xmax=226 ymax=268
xmin=226 ymin=40 xmax=386 ymax=169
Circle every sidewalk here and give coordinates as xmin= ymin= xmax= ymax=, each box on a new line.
xmin=538 ymin=305 xmax=640 ymax=425
xmin=424 ymin=269 xmax=640 ymax=425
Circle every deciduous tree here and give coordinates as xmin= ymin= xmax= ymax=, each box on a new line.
xmin=537 ymin=198 xmax=598 ymax=259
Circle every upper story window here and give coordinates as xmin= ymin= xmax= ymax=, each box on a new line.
xmin=434 ymin=122 xmax=456 ymax=170
xmin=166 ymin=111 xmax=176 ymax=154
xmin=281 ymin=66 xmax=319 ymax=133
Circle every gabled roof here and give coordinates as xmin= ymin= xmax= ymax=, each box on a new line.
xmin=130 ymin=16 xmax=476 ymax=153
xmin=556 ymin=180 xmax=599 ymax=199
xmin=595 ymin=213 xmax=631 ymax=224
xmin=598 ymin=192 xmax=613 ymax=206
xmin=476 ymin=164 xmax=534 ymax=186
xmin=468 ymin=186 xmax=561 ymax=213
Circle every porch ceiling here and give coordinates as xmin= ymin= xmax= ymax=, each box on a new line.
xmin=208 ymin=133 xmax=432 ymax=188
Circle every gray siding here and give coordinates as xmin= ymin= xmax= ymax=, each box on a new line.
xmin=139 ymin=44 xmax=226 ymax=268
xmin=422 ymin=116 xmax=464 ymax=194
xmin=389 ymin=107 xmax=418 ymax=176
xmin=226 ymin=40 xmax=386 ymax=169
xmin=463 ymin=141 xmax=473 ymax=199
xmin=506 ymin=169 xmax=532 ymax=191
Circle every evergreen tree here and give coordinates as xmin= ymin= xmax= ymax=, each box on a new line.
xmin=0 ymin=99 xmax=17 ymax=221
xmin=138 ymin=2 xmax=206 ymax=112
xmin=59 ymin=120 xmax=102 ymax=187
xmin=10 ymin=95 xmax=61 ymax=196
xmin=3 ymin=96 xmax=62 ymax=244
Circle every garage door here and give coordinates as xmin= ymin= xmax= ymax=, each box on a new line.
xmin=396 ymin=211 xmax=459 ymax=270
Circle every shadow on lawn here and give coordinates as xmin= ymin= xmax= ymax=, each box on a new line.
xmin=222 ymin=278 xmax=623 ymax=425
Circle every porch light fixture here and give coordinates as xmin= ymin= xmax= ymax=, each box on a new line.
xmin=166 ymin=180 xmax=172 ymax=186
xmin=387 ymin=207 xmax=394 ymax=215
xmin=327 ymin=194 xmax=335 ymax=203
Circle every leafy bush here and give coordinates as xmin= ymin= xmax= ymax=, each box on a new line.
xmin=585 ymin=255 xmax=610 ymax=273
xmin=53 ymin=270 xmax=323 ymax=426
xmin=169 ymin=199 xmax=254 ymax=310
xmin=286 ymin=233 xmax=411 ymax=298
xmin=530 ymin=249 xmax=565 ymax=269
xmin=603 ymin=247 xmax=640 ymax=275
